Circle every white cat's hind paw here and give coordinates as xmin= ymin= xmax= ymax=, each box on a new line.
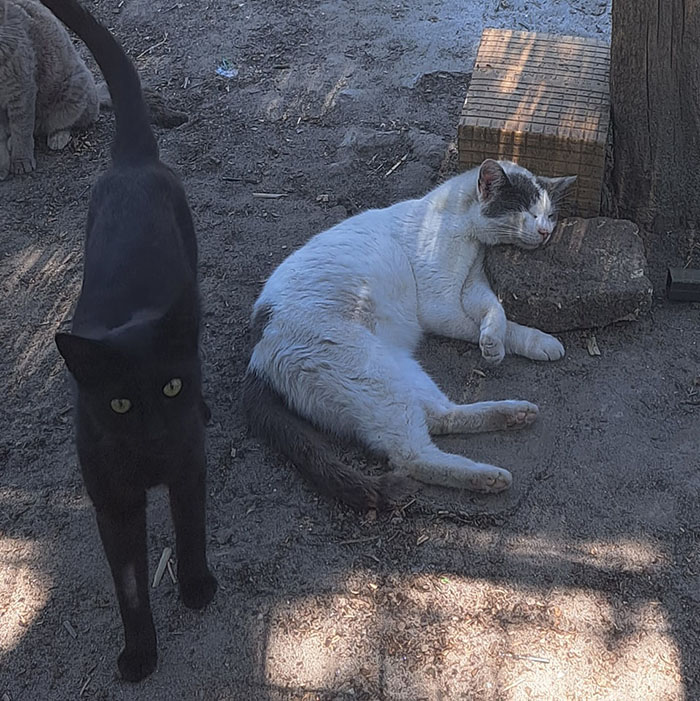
xmin=525 ymin=332 xmax=565 ymax=361
xmin=479 ymin=333 xmax=505 ymax=365
xmin=502 ymin=400 xmax=538 ymax=429
xmin=47 ymin=130 xmax=72 ymax=150
xmin=467 ymin=465 xmax=512 ymax=493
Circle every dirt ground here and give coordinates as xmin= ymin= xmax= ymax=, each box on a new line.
xmin=2 ymin=0 xmax=700 ymax=699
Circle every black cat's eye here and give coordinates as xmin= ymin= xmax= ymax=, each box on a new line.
xmin=110 ymin=398 xmax=132 ymax=414
xmin=163 ymin=378 xmax=183 ymax=397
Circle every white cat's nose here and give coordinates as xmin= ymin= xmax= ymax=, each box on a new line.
xmin=537 ymin=227 xmax=550 ymax=238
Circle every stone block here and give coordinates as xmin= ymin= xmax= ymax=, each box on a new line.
xmin=485 ymin=217 xmax=653 ymax=332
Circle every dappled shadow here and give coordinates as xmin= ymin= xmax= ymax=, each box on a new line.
xmin=2 ymin=1 xmax=698 ymax=699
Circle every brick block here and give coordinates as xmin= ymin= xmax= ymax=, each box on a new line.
xmin=459 ymin=28 xmax=610 ymax=217
xmin=485 ymin=218 xmax=653 ymax=332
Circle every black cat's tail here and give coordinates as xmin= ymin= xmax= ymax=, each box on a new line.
xmin=241 ymin=370 xmax=414 ymax=512
xmin=40 ymin=0 xmax=157 ymax=165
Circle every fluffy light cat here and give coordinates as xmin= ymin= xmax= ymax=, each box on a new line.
xmin=0 ymin=0 xmax=98 ymax=178
xmin=243 ymin=159 xmax=575 ymax=510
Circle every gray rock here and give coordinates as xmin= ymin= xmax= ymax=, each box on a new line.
xmin=407 ymin=129 xmax=446 ymax=170
xmin=338 ymin=126 xmax=403 ymax=153
xmin=485 ymin=217 xmax=653 ymax=332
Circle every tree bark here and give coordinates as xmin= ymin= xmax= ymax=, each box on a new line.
xmin=611 ymin=0 xmax=700 ymax=234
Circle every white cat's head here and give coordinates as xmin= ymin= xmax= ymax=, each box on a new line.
xmin=476 ymin=159 xmax=576 ymax=249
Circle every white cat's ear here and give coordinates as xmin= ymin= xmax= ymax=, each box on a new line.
xmin=477 ymin=159 xmax=508 ymax=203
xmin=537 ymin=175 xmax=577 ymax=203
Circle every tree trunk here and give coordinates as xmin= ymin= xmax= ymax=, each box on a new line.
xmin=611 ymin=0 xmax=700 ymax=234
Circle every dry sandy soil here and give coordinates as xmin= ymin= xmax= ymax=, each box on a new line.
xmin=2 ymin=0 xmax=700 ymax=699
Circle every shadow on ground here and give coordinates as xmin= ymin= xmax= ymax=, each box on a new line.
xmin=2 ymin=0 xmax=699 ymax=699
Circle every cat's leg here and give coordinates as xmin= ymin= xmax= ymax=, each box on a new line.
xmin=423 ymin=279 xmax=564 ymax=362
xmin=428 ymin=400 xmax=538 ymax=434
xmin=418 ymin=281 xmax=506 ymax=363
xmin=6 ymin=83 xmax=37 ymax=175
xmin=43 ymin=71 xmax=99 ymax=150
xmin=93 ymin=497 xmax=157 ymax=682
xmin=168 ymin=446 xmax=218 ymax=610
xmin=505 ymin=320 xmax=564 ymax=361
xmin=464 ymin=271 xmax=564 ymax=362
xmin=461 ymin=279 xmax=508 ymax=364
xmin=311 ymin=347 xmax=512 ymax=492
xmin=397 ymin=355 xmax=538 ymax=435
xmin=397 ymin=443 xmax=512 ymax=492
xmin=0 ymin=111 xmax=10 ymax=180
xmin=47 ymin=130 xmax=72 ymax=151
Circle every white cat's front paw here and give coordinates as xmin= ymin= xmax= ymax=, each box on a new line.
xmin=525 ymin=331 xmax=565 ymax=361
xmin=479 ymin=333 xmax=505 ymax=365
xmin=466 ymin=465 xmax=512 ymax=493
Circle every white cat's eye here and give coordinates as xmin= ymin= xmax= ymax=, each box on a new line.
xmin=110 ymin=398 xmax=132 ymax=414
xmin=163 ymin=378 xmax=183 ymax=397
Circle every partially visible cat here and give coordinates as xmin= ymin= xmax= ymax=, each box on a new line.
xmin=0 ymin=0 xmax=98 ymax=179
xmin=44 ymin=0 xmax=216 ymax=683
xmin=243 ymin=159 xmax=575 ymax=510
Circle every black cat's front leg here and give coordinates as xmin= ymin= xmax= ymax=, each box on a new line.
xmin=94 ymin=500 xmax=157 ymax=682
xmin=169 ymin=464 xmax=218 ymax=610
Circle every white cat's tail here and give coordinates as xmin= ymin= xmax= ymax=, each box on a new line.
xmin=241 ymin=370 xmax=413 ymax=511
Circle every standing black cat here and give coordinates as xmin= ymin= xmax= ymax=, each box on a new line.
xmin=43 ymin=0 xmax=217 ymax=682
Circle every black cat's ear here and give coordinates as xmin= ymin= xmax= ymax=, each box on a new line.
xmin=537 ymin=175 xmax=577 ymax=203
xmin=55 ymin=333 xmax=122 ymax=386
xmin=477 ymin=159 xmax=509 ymax=203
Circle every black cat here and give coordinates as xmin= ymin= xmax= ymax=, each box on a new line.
xmin=43 ymin=0 xmax=217 ymax=682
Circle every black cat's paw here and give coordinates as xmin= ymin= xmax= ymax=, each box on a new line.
xmin=117 ymin=646 xmax=157 ymax=682
xmin=179 ymin=571 xmax=218 ymax=610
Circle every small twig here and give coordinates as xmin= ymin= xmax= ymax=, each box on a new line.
xmin=137 ymin=33 xmax=169 ymax=60
xmin=73 ymin=185 xmax=91 ymax=203
xmin=502 ymin=678 xmax=526 ymax=692
xmin=384 ymin=153 xmax=408 ymax=177
xmin=166 ymin=559 xmax=177 ymax=584
xmin=63 ymin=620 xmax=77 ymax=639
xmin=508 ymin=653 xmax=550 ymax=664
xmin=79 ymin=675 xmax=91 ymax=697
xmin=252 ymin=192 xmax=288 ymax=199
xmin=152 ymin=546 xmax=172 ymax=588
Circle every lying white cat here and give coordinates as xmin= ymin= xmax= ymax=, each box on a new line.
xmin=243 ymin=159 xmax=575 ymax=509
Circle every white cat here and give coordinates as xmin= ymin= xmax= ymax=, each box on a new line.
xmin=0 ymin=0 xmax=98 ymax=179
xmin=243 ymin=159 xmax=575 ymax=510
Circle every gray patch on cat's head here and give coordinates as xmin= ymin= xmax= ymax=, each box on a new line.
xmin=483 ymin=172 xmax=540 ymax=218
xmin=536 ymin=175 xmax=577 ymax=207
